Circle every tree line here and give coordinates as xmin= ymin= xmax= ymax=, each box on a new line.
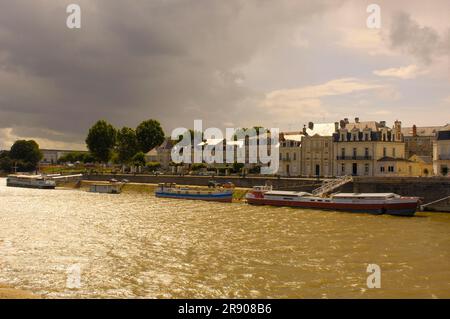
xmin=0 ymin=118 xmax=165 ymax=173
xmin=85 ymin=119 xmax=165 ymax=165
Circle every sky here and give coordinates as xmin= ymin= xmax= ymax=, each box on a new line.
xmin=0 ymin=0 xmax=449 ymax=150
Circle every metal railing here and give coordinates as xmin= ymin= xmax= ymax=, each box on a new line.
xmin=312 ymin=175 xmax=353 ymax=197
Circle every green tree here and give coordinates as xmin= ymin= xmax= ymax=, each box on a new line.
xmin=82 ymin=153 xmax=96 ymax=163
xmin=85 ymin=120 xmax=117 ymax=163
xmin=116 ymin=127 xmax=139 ymax=164
xmin=136 ymin=119 xmax=165 ymax=153
xmin=131 ymin=151 xmax=146 ymax=166
xmin=0 ymin=151 xmax=12 ymax=172
xmin=9 ymin=140 xmax=42 ymax=171
xmin=146 ymin=162 xmax=161 ymax=172
xmin=232 ymin=162 xmax=244 ymax=173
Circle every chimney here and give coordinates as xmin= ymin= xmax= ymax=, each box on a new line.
xmin=302 ymin=124 xmax=307 ymax=135
xmin=334 ymin=122 xmax=339 ymax=131
xmin=340 ymin=120 xmax=346 ymax=129
xmin=355 ymin=117 xmax=360 ymax=123
xmin=380 ymin=121 xmax=386 ymax=127
xmin=412 ymin=124 xmax=417 ymax=137
xmin=308 ymin=122 xmax=314 ymax=130
xmin=344 ymin=118 xmax=349 ymax=124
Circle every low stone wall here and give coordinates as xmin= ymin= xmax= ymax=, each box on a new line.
xmin=351 ymin=177 xmax=450 ymax=204
xmin=83 ymin=174 xmax=450 ymax=207
xmin=83 ymin=174 xmax=323 ymax=192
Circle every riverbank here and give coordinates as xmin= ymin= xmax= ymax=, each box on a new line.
xmin=0 ymin=285 xmax=39 ymax=299
xmin=81 ymin=174 xmax=450 ymax=209
xmin=65 ymin=180 xmax=250 ymax=201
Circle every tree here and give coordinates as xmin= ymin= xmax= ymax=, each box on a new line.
xmin=232 ymin=162 xmax=244 ymax=173
xmin=146 ymin=162 xmax=161 ymax=172
xmin=9 ymin=140 xmax=42 ymax=171
xmin=85 ymin=120 xmax=117 ymax=163
xmin=0 ymin=151 xmax=12 ymax=172
xmin=136 ymin=119 xmax=165 ymax=153
xmin=131 ymin=151 xmax=146 ymax=166
xmin=116 ymin=127 xmax=139 ymax=164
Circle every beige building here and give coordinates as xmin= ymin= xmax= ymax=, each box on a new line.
xmin=278 ymin=133 xmax=302 ymax=176
xmin=433 ymin=124 xmax=450 ymax=176
xmin=300 ymin=122 xmax=336 ymax=177
xmin=376 ymin=155 xmax=433 ymax=177
xmin=333 ymin=118 xmax=405 ymax=176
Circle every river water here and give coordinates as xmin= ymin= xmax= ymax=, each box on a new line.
xmin=0 ymin=178 xmax=449 ymax=298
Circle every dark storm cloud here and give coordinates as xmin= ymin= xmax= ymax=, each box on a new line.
xmin=0 ymin=0 xmax=339 ymax=146
xmin=389 ymin=12 xmax=450 ymax=65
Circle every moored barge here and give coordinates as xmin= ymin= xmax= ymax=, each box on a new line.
xmin=6 ymin=174 xmax=56 ymax=189
xmin=246 ymin=186 xmax=419 ymax=216
xmin=155 ymin=183 xmax=233 ymax=203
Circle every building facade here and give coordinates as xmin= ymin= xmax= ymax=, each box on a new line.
xmin=300 ymin=123 xmax=336 ymax=177
xmin=433 ymin=124 xmax=450 ymax=176
xmin=145 ymin=138 xmax=174 ymax=169
xmin=278 ymin=133 xmax=302 ymax=176
xmin=333 ymin=118 xmax=405 ymax=177
xmin=402 ymin=125 xmax=440 ymax=158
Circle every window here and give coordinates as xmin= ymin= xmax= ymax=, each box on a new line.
xmin=365 ymin=148 xmax=369 ymax=158
xmin=383 ymin=147 xmax=387 ymax=157
xmin=393 ymin=147 xmax=396 ymax=158
xmin=286 ymin=153 xmax=290 ymax=160
xmin=352 ymin=148 xmax=357 ymax=158
xmin=380 ymin=166 xmax=385 ymax=172
xmin=388 ymin=166 xmax=394 ymax=172
xmin=364 ymin=163 xmax=369 ymax=174
xmin=293 ymin=153 xmax=296 ymax=161
xmin=279 ymin=152 xmax=282 ymax=160
xmin=341 ymin=148 xmax=345 ymax=158
xmin=341 ymin=163 xmax=345 ymax=173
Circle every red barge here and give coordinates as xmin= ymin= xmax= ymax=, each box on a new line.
xmin=246 ymin=186 xmax=420 ymax=216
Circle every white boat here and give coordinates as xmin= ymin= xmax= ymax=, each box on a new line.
xmin=246 ymin=186 xmax=419 ymax=216
xmin=6 ymin=174 xmax=56 ymax=189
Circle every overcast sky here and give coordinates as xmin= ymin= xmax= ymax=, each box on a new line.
xmin=0 ymin=0 xmax=449 ymax=150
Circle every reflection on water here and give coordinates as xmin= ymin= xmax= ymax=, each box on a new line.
xmin=0 ymin=178 xmax=449 ymax=298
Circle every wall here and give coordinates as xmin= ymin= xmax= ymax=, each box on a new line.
xmin=84 ymin=174 xmax=450 ymax=205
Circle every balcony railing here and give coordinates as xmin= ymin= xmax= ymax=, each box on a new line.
xmin=336 ymin=156 xmax=372 ymax=160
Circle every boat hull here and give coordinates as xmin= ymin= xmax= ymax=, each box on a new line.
xmin=6 ymin=181 xmax=56 ymax=189
xmin=155 ymin=191 xmax=233 ymax=203
xmin=246 ymin=197 xmax=417 ymax=216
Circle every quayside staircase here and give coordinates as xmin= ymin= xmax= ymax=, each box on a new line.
xmin=312 ymin=175 xmax=353 ymax=197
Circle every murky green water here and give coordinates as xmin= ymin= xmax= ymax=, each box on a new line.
xmin=0 ymin=178 xmax=449 ymax=298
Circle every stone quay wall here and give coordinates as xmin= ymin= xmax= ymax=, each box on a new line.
xmin=83 ymin=174 xmax=450 ymax=208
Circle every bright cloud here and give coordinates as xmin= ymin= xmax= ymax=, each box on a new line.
xmin=373 ymin=64 xmax=427 ymax=79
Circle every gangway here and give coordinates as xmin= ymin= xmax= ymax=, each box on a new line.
xmin=312 ymin=175 xmax=353 ymax=197
xmin=420 ymin=195 xmax=450 ymax=211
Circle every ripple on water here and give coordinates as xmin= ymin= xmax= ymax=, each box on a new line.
xmin=0 ymin=178 xmax=449 ymax=298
